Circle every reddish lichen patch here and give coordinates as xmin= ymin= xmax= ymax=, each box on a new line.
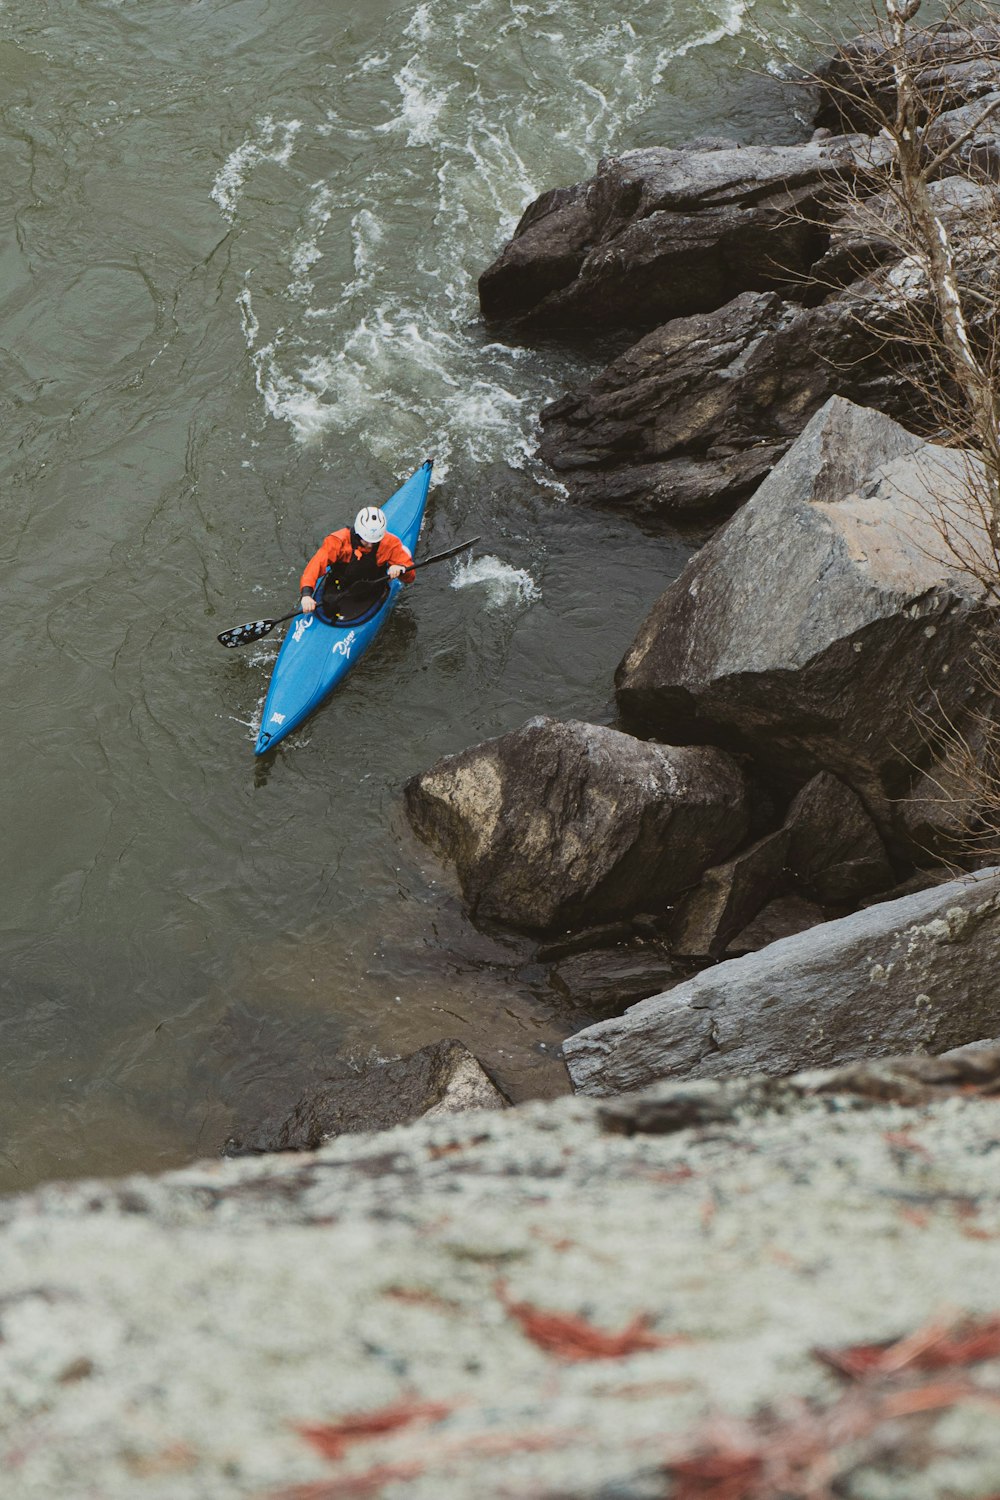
xmin=883 ymin=1128 xmax=933 ymax=1160
xmin=295 ymin=1400 xmax=453 ymax=1461
xmin=816 ymin=1313 xmax=1000 ymax=1380
xmin=663 ymin=1378 xmax=1000 ymax=1500
xmin=496 ymin=1279 xmax=671 ymax=1361
xmin=382 ymin=1284 xmax=461 ymax=1311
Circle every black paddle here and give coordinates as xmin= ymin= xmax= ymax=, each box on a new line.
xmin=216 ymin=536 xmax=482 ymax=649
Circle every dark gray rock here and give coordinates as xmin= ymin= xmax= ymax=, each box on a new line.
xmin=596 ymin=1042 xmax=1000 ymax=1135
xmin=783 ymin=771 xmax=894 ymax=903
xmin=546 ymin=944 xmax=681 ymax=1020
xmin=536 ymin=172 xmax=999 ymax=519
xmin=813 ymin=23 xmax=1000 ymax=135
xmin=669 ymin=829 xmax=790 ymax=960
xmin=536 ymin=292 xmax=875 ymax=518
xmin=614 ymin=397 xmax=993 ymax=834
xmin=563 ymin=868 xmax=1000 ymax=1096
xmin=225 ymin=1039 xmax=508 ymax=1154
xmin=724 ymin=893 xmax=828 ymax=956
xmin=404 ymin=716 xmax=751 ymax=934
xmin=897 ymin=703 xmax=1000 ymax=864
xmin=479 ymin=136 xmax=890 ymax=332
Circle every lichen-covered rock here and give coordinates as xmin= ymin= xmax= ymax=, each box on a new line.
xmin=563 ymin=867 xmax=1000 ymax=1097
xmin=614 ymin=397 xmax=994 ymax=832
xmin=404 ymin=716 xmax=751 ymax=934
xmin=3 ymin=1054 xmax=1000 ymax=1499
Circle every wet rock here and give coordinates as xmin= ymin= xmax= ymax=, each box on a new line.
xmin=563 ymin=867 xmax=1000 ymax=1097
xmin=546 ymin=943 xmax=681 ymax=1020
xmin=669 ymin=829 xmax=790 ymax=960
xmin=536 ymin=292 xmax=869 ymax=518
xmin=536 ymin=169 xmax=999 ymax=518
xmin=614 ymin=397 xmax=993 ymax=834
xmin=724 ymin=893 xmax=828 ymax=956
xmin=782 ymin=771 xmax=894 ymax=903
xmin=404 ymin=716 xmax=751 ymax=934
xmin=479 ymin=135 xmax=890 ymax=332
xmin=225 ymin=1039 xmax=508 ymax=1154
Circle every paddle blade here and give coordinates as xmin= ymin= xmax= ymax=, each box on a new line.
xmin=217 ymin=617 xmax=279 ymax=649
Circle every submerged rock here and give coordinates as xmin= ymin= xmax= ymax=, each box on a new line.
xmin=225 ymin=1039 xmax=508 ymax=1154
xmin=404 ymin=716 xmax=751 ymax=934
xmin=562 ymin=867 xmax=1000 ymax=1097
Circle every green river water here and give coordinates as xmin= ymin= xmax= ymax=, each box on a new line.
xmin=2 ymin=0 xmax=857 ymax=1190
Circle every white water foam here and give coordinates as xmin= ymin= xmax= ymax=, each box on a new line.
xmin=214 ymin=0 xmax=751 ymax=474
xmin=451 ymin=554 xmax=540 ymax=607
xmin=211 ymin=117 xmax=303 ymax=222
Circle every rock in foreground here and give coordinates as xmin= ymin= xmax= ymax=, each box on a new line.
xmin=404 ymin=716 xmax=751 ymax=934
xmin=3 ymin=1054 xmax=1000 ymax=1498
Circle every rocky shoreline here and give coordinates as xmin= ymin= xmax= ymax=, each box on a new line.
xmin=222 ymin=17 xmax=1000 ymax=1151
xmin=396 ymin=20 xmax=1000 ymax=1112
xmin=5 ymin=17 xmax=1000 ymax=1497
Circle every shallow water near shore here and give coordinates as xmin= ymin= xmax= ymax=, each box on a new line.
xmin=2 ymin=0 xmax=870 ymax=1191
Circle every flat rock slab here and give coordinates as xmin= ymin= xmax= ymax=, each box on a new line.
xmin=3 ymin=1059 xmax=1000 ymax=1498
xmin=563 ymin=869 xmax=1000 ymax=1096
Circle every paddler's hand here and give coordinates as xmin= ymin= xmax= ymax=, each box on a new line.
xmin=300 ymin=594 xmax=316 ymax=613
xmin=386 ymin=564 xmax=406 ymax=579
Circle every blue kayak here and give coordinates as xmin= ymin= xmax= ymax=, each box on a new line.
xmin=254 ymin=459 xmax=433 ymax=755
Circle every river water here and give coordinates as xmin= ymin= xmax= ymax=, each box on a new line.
xmin=1 ymin=0 xmax=853 ymax=1191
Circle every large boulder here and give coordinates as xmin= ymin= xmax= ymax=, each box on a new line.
xmin=478 ymin=135 xmax=890 ymax=332
xmin=536 ymin=291 xmax=887 ymax=517
xmin=536 ymin=173 xmax=999 ymax=519
xmin=614 ymin=396 xmax=995 ymax=834
xmin=404 ymin=716 xmax=751 ymax=934
xmin=563 ymin=868 xmax=1000 ymax=1096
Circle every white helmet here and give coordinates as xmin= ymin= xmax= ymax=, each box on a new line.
xmin=354 ymin=506 xmax=387 ymax=545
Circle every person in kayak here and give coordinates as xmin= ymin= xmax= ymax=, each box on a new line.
xmin=299 ymin=505 xmax=416 ymax=622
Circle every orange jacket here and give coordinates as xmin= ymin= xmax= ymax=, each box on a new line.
xmin=299 ymin=528 xmax=415 ymax=594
